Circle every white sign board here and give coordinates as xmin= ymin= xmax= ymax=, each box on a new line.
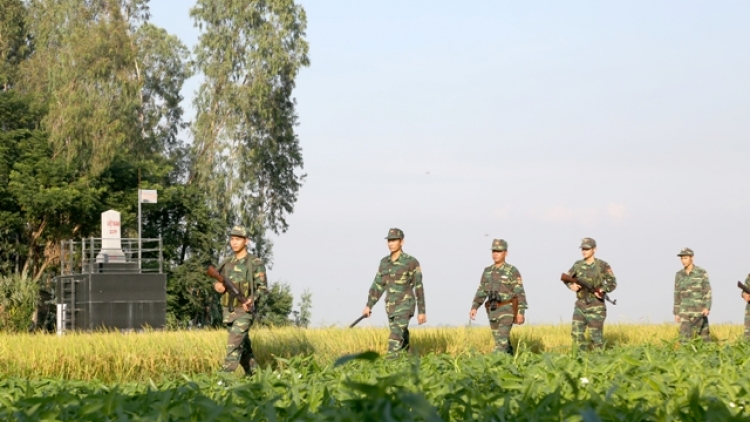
xmin=139 ymin=190 xmax=158 ymax=204
xmin=96 ymin=209 xmax=125 ymax=263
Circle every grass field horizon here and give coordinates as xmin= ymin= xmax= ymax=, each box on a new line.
xmin=0 ymin=323 xmax=744 ymax=383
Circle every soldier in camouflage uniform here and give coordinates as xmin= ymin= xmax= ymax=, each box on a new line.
xmin=362 ymin=228 xmax=426 ymax=356
xmin=469 ymin=239 xmax=528 ymax=354
xmin=673 ymin=248 xmax=711 ymax=342
xmin=741 ymin=274 xmax=750 ymax=341
xmin=213 ymin=225 xmax=268 ymax=375
xmin=566 ymin=238 xmax=617 ymax=351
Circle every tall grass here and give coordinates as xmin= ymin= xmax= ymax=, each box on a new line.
xmin=0 ymin=324 xmax=743 ymax=382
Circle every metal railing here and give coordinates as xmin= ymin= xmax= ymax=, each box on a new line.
xmin=60 ymin=237 xmax=164 ymax=275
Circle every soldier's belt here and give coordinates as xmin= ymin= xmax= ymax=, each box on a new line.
xmin=486 ymin=297 xmax=519 ymax=317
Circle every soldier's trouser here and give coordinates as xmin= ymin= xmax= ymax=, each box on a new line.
xmin=679 ymin=314 xmax=710 ymax=342
xmin=387 ymin=312 xmax=412 ymax=355
xmin=223 ymin=313 xmax=257 ymax=374
xmin=571 ymin=303 xmax=606 ymax=351
xmin=488 ymin=303 xmax=515 ymax=354
xmin=745 ymin=303 xmax=750 ymax=341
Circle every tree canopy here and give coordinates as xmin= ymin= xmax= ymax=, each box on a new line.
xmin=0 ymin=0 xmax=311 ymax=328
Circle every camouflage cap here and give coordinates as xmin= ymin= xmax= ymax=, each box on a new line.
xmin=580 ymin=238 xmax=597 ymax=249
xmin=491 ymin=239 xmax=508 ymax=252
xmin=385 ymin=228 xmax=404 ymax=240
xmin=229 ymin=225 xmax=249 ymax=238
xmin=677 ymin=247 xmax=694 ymax=257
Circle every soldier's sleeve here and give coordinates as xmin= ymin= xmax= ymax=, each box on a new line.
xmin=512 ymin=267 xmax=528 ymax=315
xmin=745 ymin=274 xmax=750 ymax=289
xmin=703 ymin=271 xmax=712 ymax=310
xmin=673 ymin=272 xmax=680 ymax=316
xmin=602 ymin=261 xmax=617 ymax=293
xmin=567 ymin=263 xmax=577 ymax=277
xmin=413 ymin=260 xmax=426 ymax=315
xmin=251 ymin=258 xmax=268 ymax=302
xmin=471 ymin=272 xmax=487 ymax=310
xmin=366 ymin=264 xmax=385 ymax=308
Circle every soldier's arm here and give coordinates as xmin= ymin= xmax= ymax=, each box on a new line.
xmin=366 ymin=267 xmax=385 ymax=308
xmin=512 ymin=267 xmax=528 ymax=315
xmin=413 ymin=260 xmax=426 ymax=315
xmin=252 ymin=258 xmax=268 ymax=303
xmin=471 ymin=272 xmax=487 ymax=310
xmin=673 ymin=273 xmax=680 ymax=315
xmin=703 ymin=271 xmax=712 ymax=310
xmin=566 ymin=263 xmax=578 ymax=291
xmin=602 ymin=261 xmax=617 ymax=293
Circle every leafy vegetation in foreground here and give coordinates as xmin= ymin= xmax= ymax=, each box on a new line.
xmin=2 ymin=342 xmax=750 ymax=421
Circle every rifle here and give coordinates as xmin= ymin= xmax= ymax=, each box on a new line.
xmin=207 ymin=265 xmax=253 ymax=312
xmin=737 ymin=281 xmax=750 ymax=296
xmin=349 ymin=314 xmax=368 ymax=328
xmin=560 ymin=273 xmax=617 ymax=305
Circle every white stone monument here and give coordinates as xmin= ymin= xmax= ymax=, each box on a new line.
xmin=96 ymin=209 xmax=126 ymax=263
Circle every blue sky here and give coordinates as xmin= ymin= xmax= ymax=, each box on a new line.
xmin=150 ymin=1 xmax=750 ymax=327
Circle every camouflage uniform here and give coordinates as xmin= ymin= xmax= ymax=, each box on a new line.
xmin=744 ymin=274 xmax=750 ymax=341
xmin=568 ymin=238 xmax=617 ymax=351
xmin=471 ymin=239 xmax=528 ymax=354
xmin=366 ymin=228 xmax=426 ymax=356
xmin=673 ymin=248 xmax=711 ymax=342
xmin=218 ymin=226 xmax=268 ymax=374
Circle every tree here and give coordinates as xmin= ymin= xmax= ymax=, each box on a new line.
xmin=190 ymin=0 xmax=310 ymax=255
xmin=293 ymin=288 xmax=312 ymax=328
xmin=0 ymin=0 xmax=30 ymax=90
xmin=256 ymin=281 xmax=294 ymax=327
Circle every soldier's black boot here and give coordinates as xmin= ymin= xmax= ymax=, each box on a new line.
xmin=506 ymin=344 xmax=514 ymax=356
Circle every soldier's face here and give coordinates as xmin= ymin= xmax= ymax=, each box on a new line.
xmin=680 ymin=256 xmax=693 ymax=268
xmin=492 ymin=250 xmax=507 ymax=264
xmin=230 ymin=236 xmax=248 ymax=253
xmin=387 ymin=239 xmax=403 ymax=252
xmin=581 ymin=248 xmax=595 ymax=259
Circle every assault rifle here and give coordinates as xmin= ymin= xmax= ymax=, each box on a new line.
xmin=560 ymin=273 xmax=617 ymax=305
xmin=207 ymin=265 xmax=254 ymax=312
xmin=737 ymin=281 xmax=750 ymax=296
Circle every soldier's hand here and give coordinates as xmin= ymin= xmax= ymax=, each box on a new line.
xmin=469 ymin=309 xmax=477 ymax=320
xmin=674 ymin=315 xmax=680 ymax=324
xmin=701 ymin=308 xmax=710 ymax=317
xmin=570 ymin=283 xmax=581 ymax=292
xmin=417 ymin=314 xmax=427 ymax=325
xmin=594 ymin=290 xmax=603 ymax=299
xmin=743 ymin=292 xmax=750 ymax=302
xmin=242 ymin=298 xmax=254 ymax=312
xmin=362 ymin=306 xmax=371 ymax=317
xmin=213 ymin=282 xmax=226 ymax=294
xmin=515 ymin=314 xmax=525 ymax=325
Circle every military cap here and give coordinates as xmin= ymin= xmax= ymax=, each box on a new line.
xmin=385 ymin=228 xmax=404 ymax=240
xmin=580 ymin=238 xmax=597 ymax=249
xmin=677 ymin=247 xmax=694 ymax=257
xmin=229 ymin=225 xmax=249 ymax=238
xmin=491 ymin=239 xmax=508 ymax=252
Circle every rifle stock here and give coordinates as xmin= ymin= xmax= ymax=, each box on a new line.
xmin=207 ymin=265 xmax=251 ymax=308
xmin=560 ymin=273 xmax=617 ymax=305
xmin=737 ymin=281 xmax=750 ymax=295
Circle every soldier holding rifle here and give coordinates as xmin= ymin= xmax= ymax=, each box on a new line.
xmin=673 ymin=247 xmax=711 ymax=342
xmin=739 ymin=275 xmax=750 ymax=341
xmin=469 ymin=239 xmax=527 ymax=355
xmin=563 ymin=238 xmax=617 ymax=351
xmin=211 ymin=225 xmax=268 ymax=375
xmin=361 ymin=228 xmax=427 ymax=357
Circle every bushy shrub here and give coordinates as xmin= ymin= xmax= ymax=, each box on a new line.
xmin=0 ymin=275 xmax=39 ymax=332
